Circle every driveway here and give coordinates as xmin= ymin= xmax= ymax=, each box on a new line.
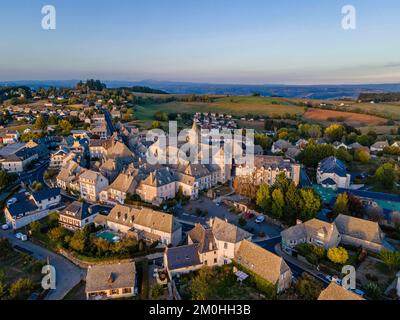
xmin=1 ymin=230 xmax=85 ymax=300
xmin=179 ymin=196 xmax=282 ymax=238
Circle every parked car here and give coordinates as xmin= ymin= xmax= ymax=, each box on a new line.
xmin=255 ymin=215 xmax=265 ymax=224
xmin=325 ymin=275 xmax=342 ymax=285
xmin=350 ymin=288 xmax=365 ymax=298
xmin=20 ymin=234 xmax=28 ymax=241
xmin=1 ymin=224 xmax=9 ymax=230
xmin=15 ymin=232 xmax=23 ymax=239
xmin=7 ymin=197 xmax=17 ymax=206
xmin=216 ymin=202 xmax=221 ymax=207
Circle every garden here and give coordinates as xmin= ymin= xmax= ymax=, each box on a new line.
xmin=28 ymin=213 xmax=161 ymax=263
xmin=0 ymin=238 xmax=46 ymax=300
xmin=175 ymin=264 xmax=275 ymax=300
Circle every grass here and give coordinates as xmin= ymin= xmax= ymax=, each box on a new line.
xmin=0 ymin=212 xmax=5 ymax=224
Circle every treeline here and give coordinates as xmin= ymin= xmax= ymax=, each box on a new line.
xmin=116 ymin=86 xmax=168 ymax=95
xmin=358 ymin=92 xmax=400 ymax=103
xmin=76 ymin=79 xmax=107 ymax=92
xmin=0 ymin=86 xmax=32 ymax=104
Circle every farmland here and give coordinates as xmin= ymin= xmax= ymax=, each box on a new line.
xmin=303 ymin=108 xmax=387 ymax=126
xmin=135 ymin=96 xmax=304 ymax=122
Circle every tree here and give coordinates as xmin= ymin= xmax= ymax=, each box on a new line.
xmin=324 ymin=124 xmax=345 ymax=142
xmin=254 ymin=133 xmax=272 ymax=151
xmin=271 ymin=189 xmax=284 ymax=219
xmin=48 ymin=226 xmax=69 ymax=244
xmin=256 ymin=183 xmax=271 ymax=212
xmin=347 ymin=194 xmax=364 ymax=218
xmin=355 ymin=149 xmax=370 ymax=163
xmin=0 ymin=170 xmax=15 ymax=191
xmin=150 ymin=284 xmax=164 ymax=299
xmin=190 ymin=267 xmax=215 ymax=300
xmin=379 ymin=250 xmax=400 ymax=271
xmin=9 ymin=278 xmax=34 ymax=300
xmin=332 ymin=193 xmax=350 ymax=217
xmin=273 ymin=172 xmax=290 ymax=195
xmin=375 ymin=163 xmax=397 ymax=190
xmin=69 ymin=229 xmax=89 ymax=253
xmin=58 ymin=119 xmax=73 ymax=135
xmin=297 ymin=142 xmax=335 ymax=168
xmin=296 ymin=273 xmax=323 ymax=300
xmin=327 ymin=247 xmax=349 ymax=264
xmin=299 ymin=188 xmax=322 ymax=222
xmin=33 ymin=115 xmax=47 ymax=130
xmin=153 ymin=111 xmax=168 ymax=122
xmin=335 ymin=147 xmax=353 ymax=163
xmin=29 ymin=221 xmax=41 ymax=234
xmin=151 ymin=121 xmax=162 ymax=129
xmin=284 ymin=182 xmax=301 ymax=224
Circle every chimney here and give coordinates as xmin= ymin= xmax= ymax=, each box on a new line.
xmin=107 ymin=273 xmax=115 ymax=284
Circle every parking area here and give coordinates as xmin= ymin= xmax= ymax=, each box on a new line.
xmin=180 ymin=196 xmax=282 ymax=239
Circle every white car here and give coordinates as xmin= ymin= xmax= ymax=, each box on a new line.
xmin=15 ymin=232 xmax=23 ymax=239
xmin=21 ymin=234 xmax=28 ymax=241
xmin=1 ymin=224 xmax=9 ymax=230
xmin=255 ymin=215 xmax=265 ymax=224
xmin=7 ymin=198 xmax=17 ymax=206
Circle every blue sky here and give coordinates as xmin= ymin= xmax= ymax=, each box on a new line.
xmin=1 ymin=0 xmax=399 ymax=84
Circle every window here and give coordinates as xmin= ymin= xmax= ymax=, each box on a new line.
xmin=224 ymin=242 xmax=228 ymax=249
xmin=122 ymin=288 xmax=132 ymax=294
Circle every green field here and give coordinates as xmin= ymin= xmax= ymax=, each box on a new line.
xmin=344 ymin=102 xmax=400 ymax=120
xmin=135 ymin=96 xmax=305 ymax=122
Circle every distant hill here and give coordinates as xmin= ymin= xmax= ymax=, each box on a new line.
xmin=358 ymin=92 xmax=400 ymax=103
xmin=1 ymin=80 xmax=400 ymax=100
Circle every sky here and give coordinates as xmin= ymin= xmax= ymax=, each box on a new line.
xmin=0 ymin=0 xmax=400 ymax=84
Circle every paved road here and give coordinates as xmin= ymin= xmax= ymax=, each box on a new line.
xmin=101 ymin=107 xmax=116 ymax=134
xmin=1 ymin=230 xmax=85 ymax=300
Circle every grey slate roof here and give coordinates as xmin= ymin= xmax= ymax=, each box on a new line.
xmin=85 ymin=262 xmax=136 ymax=293
xmin=165 ymin=244 xmax=202 ymax=270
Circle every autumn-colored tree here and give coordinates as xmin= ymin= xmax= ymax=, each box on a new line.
xmin=256 ymin=183 xmax=271 ymax=212
xmin=327 ymin=247 xmax=349 ymax=264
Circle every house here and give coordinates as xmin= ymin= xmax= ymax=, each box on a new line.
xmin=85 ymin=262 xmax=137 ymax=300
xmin=0 ymin=130 xmax=20 ymax=145
xmin=164 ymin=244 xmax=203 ymax=277
xmin=254 ymin=145 xmax=264 ymax=155
xmin=234 ymin=240 xmax=292 ymax=293
xmin=4 ymin=189 xmax=61 ymax=230
xmin=281 ymin=219 xmax=341 ymax=255
xmin=271 ymin=139 xmax=292 ymax=154
xmin=0 ymin=146 xmax=39 ymax=173
xmin=59 ymin=201 xmax=104 ymax=230
xmin=56 ymin=159 xmax=84 ymax=191
xmin=295 ymin=139 xmax=308 ymax=150
xmin=136 ymin=167 xmax=176 ymax=205
xmin=317 ymin=156 xmax=351 ymax=190
xmin=99 ymin=167 xmax=138 ymax=205
xmin=334 ymin=214 xmax=389 ymax=253
xmin=50 ymin=147 xmax=71 ymax=169
xmin=164 ymin=217 xmax=252 ymax=277
xmin=79 ymin=170 xmax=109 ymax=202
xmin=285 ymin=147 xmax=300 ymax=161
xmin=93 ymin=204 xmax=182 ymax=246
xmin=370 ymin=140 xmax=389 ymax=153
xmin=318 ymin=282 xmax=364 ymax=300
xmin=91 ymin=123 xmax=110 ymax=140
xmin=333 ymin=141 xmax=348 ymax=150
xmin=391 ymin=141 xmax=400 ymax=148
xmin=235 ymin=155 xmax=301 ymax=186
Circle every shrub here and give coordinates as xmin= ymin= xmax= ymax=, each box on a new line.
xmin=150 ymin=284 xmax=164 ymax=299
xmin=9 ymin=278 xmax=34 ymax=300
xmin=379 ymin=249 xmax=400 ymax=271
xmin=296 ymin=273 xmax=323 ymax=300
xmin=365 ymin=282 xmax=383 ymax=300
xmin=327 ymin=247 xmax=349 ymax=264
xmin=238 ymin=217 xmax=247 ymax=227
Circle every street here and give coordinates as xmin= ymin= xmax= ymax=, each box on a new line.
xmin=1 ymin=229 xmax=85 ymax=300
